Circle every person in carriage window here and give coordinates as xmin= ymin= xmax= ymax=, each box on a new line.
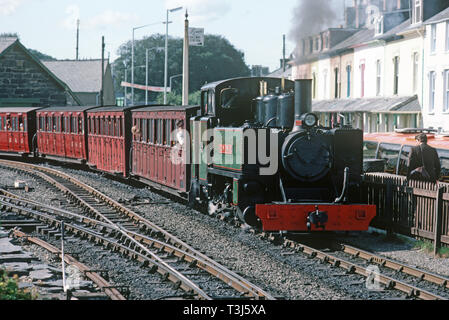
xmin=407 ymin=133 xmax=441 ymax=183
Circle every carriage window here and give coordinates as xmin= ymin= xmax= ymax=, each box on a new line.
xmin=52 ymin=116 xmax=56 ymax=132
xmin=55 ymin=117 xmax=59 ymax=132
xmin=398 ymin=146 xmax=412 ymax=176
xmin=171 ymin=120 xmax=177 ymax=146
xmin=155 ymin=119 xmax=160 ymax=144
xmin=120 ymin=117 xmax=123 ymax=137
xmin=166 ymin=119 xmax=171 ymax=146
xmin=0 ymin=116 xmax=3 ymax=131
xmin=142 ymin=119 xmax=147 ymax=142
xmin=79 ymin=117 xmax=83 ymax=134
xmin=438 ymin=150 xmax=449 ymax=182
xmin=378 ymin=143 xmax=401 ymax=174
xmin=109 ymin=117 xmax=113 ymax=137
xmin=18 ymin=116 xmax=24 ymax=131
xmin=162 ymin=120 xmax=167 ymax=145
xmin=148 ymin=119 xmax=152 ymax=143
xmin=114 ymin=118 xmax=118 ymax=137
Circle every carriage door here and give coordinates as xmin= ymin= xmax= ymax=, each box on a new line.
xmin=17 ymin=114 xmax=26 ymax=152
xmin=6 ymin=114 xmax=13 ymax=151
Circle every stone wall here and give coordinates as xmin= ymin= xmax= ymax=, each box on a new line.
xmin=0 ymin=44 xmax=68 ymax=106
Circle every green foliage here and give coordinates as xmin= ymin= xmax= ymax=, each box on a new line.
xmin=0 ymin=270 xmax=34 ymax=300
xmin=414 ymin=240 xmax=449 ymax=257
xmin=28 ymin=49 xmax=56 ymax=61
xmin=0 ymin=33 xmax=19 ymax=39
xmin=155 ymin=90 xmax=201 ymax=106
xmin=113 ymin=34 xmax=250 ymax=104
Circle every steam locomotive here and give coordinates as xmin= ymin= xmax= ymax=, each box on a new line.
xmin=0 ymin=77 xmax=376 ymax=233
xmin=189 ymin=78 xmax=376 ymax=232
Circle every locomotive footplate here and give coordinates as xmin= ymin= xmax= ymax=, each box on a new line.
xmin=255 ymin=203 xmax=376 ymax=232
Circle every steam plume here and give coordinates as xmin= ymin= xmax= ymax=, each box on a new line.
xmin=289 ymin=0 xmax=339 ymax=59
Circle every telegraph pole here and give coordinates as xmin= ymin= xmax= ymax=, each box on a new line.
xmin=182 ymin=10 xmax=189 ymax=106
xmin=101 ymin=36 xmax=105 ymax=106
xmin=76 ymin=19 xmax=80 ymax=60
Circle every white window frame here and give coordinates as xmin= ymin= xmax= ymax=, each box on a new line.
xmin=376 ymin=60 xmax=382 ymax=96
xmin=444 ymin=70 xmax=449 ymax=113
xmin=429 ymin=71 xmax=436 ymax=114
xmin=431 ymin=24 xmax=437 ymax=53
xmin=413 ymin=0 xmax=422 ymax=25
xmin=375 ymin=16 xmax=384 ymax=36
xmin=446 ymin=21 xmax=449 ymax=52
xmin=413 ymin=52 xmax=419 ymax=93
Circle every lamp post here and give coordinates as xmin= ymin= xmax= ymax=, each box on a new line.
xmin=132 ymin=21 xmax=164 ymax=106
xmin=164 ymin=6 xmax=183 ymax=105
xmin=146 ymin=47 xmax=164 ymax=105
xmin=170 ymin=74 xmax=182 ymax=93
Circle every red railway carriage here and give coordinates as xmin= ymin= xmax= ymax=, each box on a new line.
xmin=0 ymin=107 xmax=40 ymax=155
xmin=87 ymin=106 xmax=137 ymax=177
xmin=130 ymin=106 xmax=199 ymax=195
xmin=36 ymin=106 xmax=93 ymax=162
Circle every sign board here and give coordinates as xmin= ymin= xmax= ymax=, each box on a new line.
xmin=189 ymin=28 xmax=204 ymax=46
xmin=121 ymin=81 xmax=171 ymax=93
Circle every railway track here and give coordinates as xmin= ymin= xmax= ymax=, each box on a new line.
xmin=0 ymin=159 xmax=274 ymax=300
xmin=282 ymin=238 xmax=449 ymax=300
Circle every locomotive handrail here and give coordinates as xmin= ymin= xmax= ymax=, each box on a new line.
xmin=335 ymin=167 xmax=350 ymax=204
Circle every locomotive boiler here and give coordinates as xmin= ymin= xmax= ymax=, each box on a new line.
xmin=189 ymin=77 xmax=376 ymax=232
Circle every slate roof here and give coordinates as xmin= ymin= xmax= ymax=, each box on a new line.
xmin=425 ymin=7 xmax=449 ymax=24
xmin=312 ymin=96 xmax=421 ymax=113
xmin=0 ymin=37 xmax=18 ymax=55
xmin=42 ymin=60 xmax=108 ymax=93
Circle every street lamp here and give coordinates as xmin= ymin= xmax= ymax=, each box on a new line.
xmin=146 ymin=47 xmax=164 ymax=105
xmin=170 ymin=74 xmax=182 ymax=92
xmin=164 ymin=6 xmax=183 ymax=105
xmin=132 ymin=21 xmax=164 ymax=106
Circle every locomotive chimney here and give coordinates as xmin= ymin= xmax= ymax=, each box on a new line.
xmin=293 ymin=79 xmax=312 ymax=131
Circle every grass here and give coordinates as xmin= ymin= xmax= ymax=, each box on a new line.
xmin=0 ymin=269 xmax=35 ymax=300
xmin=414 ymin=240 xmax=449 ymax=258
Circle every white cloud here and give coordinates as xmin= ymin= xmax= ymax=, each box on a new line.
xmin=0 ymin=0 xmax=24 ymax=16
xmin=62 ymin=5 xmax=137 ymax=31
xmin=165 ymin=0 xmax=231 ymax=23
xmin=85 ymin=11 xmax=138 ymax=30
xmin=62 ymin=4 xmax=80 ymax=30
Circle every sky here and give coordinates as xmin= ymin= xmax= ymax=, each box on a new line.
xmin=0 ymin=0 xmax=346 ymax=72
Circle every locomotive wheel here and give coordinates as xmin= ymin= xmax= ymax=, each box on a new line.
xmin=237 ymin=206 xmax=262 ymax=231
xmin=188 ymin=180 xmax=201 ymax=209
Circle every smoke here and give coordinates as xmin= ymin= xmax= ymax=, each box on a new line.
xmin=289 ymin=0 xmax=339 ymax=59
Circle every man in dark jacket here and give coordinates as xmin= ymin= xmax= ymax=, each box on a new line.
xmin=407 ymin=133 xmax=441 ymax=182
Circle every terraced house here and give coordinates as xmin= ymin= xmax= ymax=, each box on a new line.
xmin=291 ymin=0 xmax=449 ymax=132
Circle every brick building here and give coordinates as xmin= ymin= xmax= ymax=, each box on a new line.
xmin=0 ymin=37 xmax=80 ymax=107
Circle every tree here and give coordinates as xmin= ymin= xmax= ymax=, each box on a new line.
xmin=29 ymin=49 xmax=56 ymax=61
xmin=113 ymin=34 xmax=250 ymax=104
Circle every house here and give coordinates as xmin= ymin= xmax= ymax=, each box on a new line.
xmin=42 ymin=59 xmax=115 ymax=106
xmin=422 ymin=7 xmax=449 ymax=131
xmin=0 ymin=37 xmax=80 ymax=107
xmin=290 ymin=0 xmax=449 ymax=133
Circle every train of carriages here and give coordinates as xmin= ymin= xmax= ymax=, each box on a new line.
xmin=0 ymin=77 xmax=376 ymax=233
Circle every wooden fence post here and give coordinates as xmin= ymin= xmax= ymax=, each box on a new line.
xmin=386 ymin=180 xmax=393 ymax=238
xmin=434 ymin=186 xmax=444 ymax=257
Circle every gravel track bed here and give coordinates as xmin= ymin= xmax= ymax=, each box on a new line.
xmin=3 ymin=163 xmax=448 ymax=300
xmin=335 ymin=231 xmax=449 ymax=278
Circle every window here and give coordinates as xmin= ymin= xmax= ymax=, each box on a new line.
xmin=334 ymin=68 xmax=339 ymax=99
xmin=413 ymin=0 xmax=422 ymax=24
xmin=429 ymin=71 xmax=436 ymax=113
xmin=376 ymin=60 xmax=381 ymax=96
xmin=413 ymin=52 xmax=419 ymax=93
xmin=148 ymin=119 xmax=153 ymax=143
xmin=393 ymin=56 xmax=399 ymax=95
xmin=444 ymin=70 xmax=449 ymax=113
xmin=375 ymin=16 xmax=384 ymax=35
xmin=360 ymin=63 xmax=365 ymax=98
xmin=378 ymin=143 xmax=401 ymax=174
xmin=431 ymin=24 xmax=437 ymax=53
xmin=155 ymin=119 xmax=160 ymax=144
xmin=312 ymin=72 xmax=317 ymax=99
xmin=346 ymin=65 xmax=351 ymax=98
xmin=446 ymin=22 xmax=449 ymax=52
xmin=162 ymin=120 xmax=167 ymax=145
xmin=0 ymin=116 xmax=3 ymax=131
xmin=323 ymin=70 xmax=328 ymax=99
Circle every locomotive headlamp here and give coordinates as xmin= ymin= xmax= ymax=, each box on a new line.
xmin=302 ymin=113 xmax=318 ymax=128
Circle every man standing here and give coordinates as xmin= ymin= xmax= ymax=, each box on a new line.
xmin=407 ymin=133 xmax=441 ymax=182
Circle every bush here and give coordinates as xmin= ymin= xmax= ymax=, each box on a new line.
xmin=0 ymin=270 xmax=34 ymax=300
